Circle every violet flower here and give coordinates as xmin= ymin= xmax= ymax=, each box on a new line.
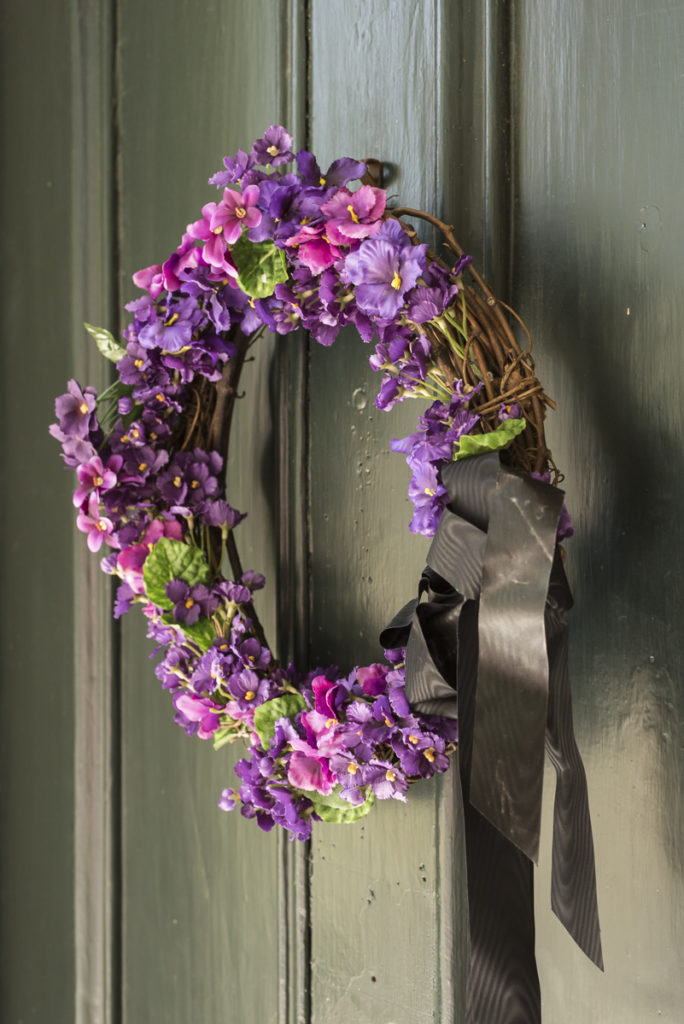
xmin=344 ymin=219 xmax=428 ymax=319
xmin=252 ymin=125 xmax=294 ymax=167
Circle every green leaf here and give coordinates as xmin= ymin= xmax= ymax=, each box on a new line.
xmin=142 ymin=538 xmax=210 ymax=609
xmin=178 ymin=616 xmax=216 ymax=652
xmin=309 ymin=786 xmax=375 ymax=824
xmin=252 ymin=694 xmax=307 ymax=749
xmin=212 ymin=725 xmax=240 ymax=751
xmin=96 ymin=379 xmax=134 ymax=407
xmin=84 ymin=322 xmax=127 ymax=363
xmin=453 ymin=417 xmax=526 ymax=461
xmin=232 ymin=235 xmax=289 ymax=299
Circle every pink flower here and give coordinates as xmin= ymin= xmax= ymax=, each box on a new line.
xmin=285 ymin=225 xmax=342 ymax=274
xmin=116 ymin=519 xmax=183 ymax=595
xmin=72 ymin=454 xmax=122 ymax=507
xmin=186 ymin=208 xmax=239 ymax=280
xmin=321 ymin=185 xmax=386 ymax=245
xmin=287 ymin=750 xmax=336 ymax=795
xmin=132 ymin=264 xmax=164 ymax=298
xmin=209 ymin=185 xmax=262 ymax=245
xmin=174 ymin=693 xmax=221 ymax=739
xmin=76 ymin=494 xmax=118 ymax=553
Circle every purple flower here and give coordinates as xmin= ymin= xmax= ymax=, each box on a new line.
xmin=165 ymin=580 xmax=217 ymax=625
xmin=52 ymin=379 xmax=98 ymax=439
xmin=252 ymin=125 xmax=294 ymax=167
xmin=218 ymin=788 xmax=237 ymax=811
xmin=210 ymin=148 xmax=255 ymax=187
xmin=296 ymin=150 xmax=366 ymax=189
xmin=199 ymin=498 xmax=246 ymax=529
xmin=364 ymin=760 xmax=408 ymax=801
xmin=344 ymin=219 xmax=428 ymax=319
xmin=499 ymin=401 xmax=523 ymax=420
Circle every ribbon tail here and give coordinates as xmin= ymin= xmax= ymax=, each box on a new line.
xmin=545 ymin=559 xmax=604 ymax=969
xmin=470 ymin=467 xmax=564 ymax=863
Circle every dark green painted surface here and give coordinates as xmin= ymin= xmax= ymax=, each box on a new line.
xmin=513 ymin=3 xmax=684 ymax=1019
xmin=1 ymin=1 xmax=683 ymax=1022
xmin=116 ymin=2 xmax=295 ymax=1022
xmin=308 ymin=4 xmax=469 ymax=1020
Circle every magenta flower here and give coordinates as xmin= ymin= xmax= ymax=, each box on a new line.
xmin=116 ymin=544 xmax=148 ymax=596
xmin=285 ymin=224 xmax=342 ymax=275
xmin=186 ymin=209 xmax=240 ymax=279
xmin=320 ymin=185 xmax=386 ymax=244
xmin=311 ymin=674 xmax=342 ymax=716
xmin=356 ymin=663 xmax=389 ymax=696
xmin=76 ymin=494 xmax=117 ymax=553
xmin=132 ymin=264 xmax=164 ymax=299
xmin=72 ymin=454 xmax=122 ymax=507
xmin=209 ymin=186 xmax=262 ymax=246
xmin=287 ymin=749 xmax=336 ymax=795
xmin=174 ymin=692 xmax=221 ymax=740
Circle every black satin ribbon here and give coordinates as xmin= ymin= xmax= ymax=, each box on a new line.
xmin=381 ymin=452 xmax=602 ymax=1021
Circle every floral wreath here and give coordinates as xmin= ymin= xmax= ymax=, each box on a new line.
xmin=51 ymin=125 xmax=570 ymax=841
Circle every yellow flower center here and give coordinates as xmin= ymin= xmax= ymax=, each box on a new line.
xmin=130 ymin=427 xmax=140 ymax=439
xmin=173 ymin=475 xmax=182 ymax=488
xmin=190 ymin=480 xmax=200 ymax=489
xmin=266 ymin=144 xmax=279 ymax=157
xmin=408 ymin=735 xmax=419 ymax=744
xmin=155 ymin=393 xmax=165 ymax=403
xmin=138 ymin=462 xmax=147 ymax=472
xmin=347 ymin=762 xmax=358 ymax=775
xmin=385 ymin=769 xmax=396 ymax=782
xmin=319 ymin=176 xmax=326 ymax=186
xmin=424 ymin=748 xmax=436 ymax=763
xmin=235 ymin=206 xmax=246 ymax=220
xmin=134 ymin=358 xmax=144 ymax=368
xmin=244 ymin=690 xmax=255 ymax=701
xmin=79 ymin=401 xmax=89 ymax=415
xmin=121 ymin=434 xmax=130 ymax=444
xmin=326 ymin=718 xmax=336 ymax=729
xmin=185 ymin=598 xmax=195 ymax=609
xmin=384 ymin=716 xmax=392 ymax=727
xmin=212 ymin=226 xmax=223 ymax=234
xmin=93 ymin=475 xmax=103 ymax=487
xmin=149 ymin=432 xmax=157 ymax=440
xmin=391 ymin=270 xmax=402 ymax=290
xmin=346 ymin=203 xmax=359 ymax=224
xmin=425 ymin=487 xmax=436 ymax=496
xmin=165 ymin=313 xmax=179 ymax=326
xmin=96 ymin=520 xmax=108 ymax=533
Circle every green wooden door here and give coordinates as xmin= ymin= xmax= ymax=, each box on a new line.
xmin=1 ymin=1 xmax=682 ymax=1022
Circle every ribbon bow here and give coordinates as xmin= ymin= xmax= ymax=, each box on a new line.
xmin=381 ymin=452 xmax=602 ymax=1022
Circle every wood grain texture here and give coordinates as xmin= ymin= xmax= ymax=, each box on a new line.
xmin=0 ymin=3 xmax=79 ymax=1021
xmin=308 ymin=2 xmax=472 ymax=1020
xmin=512 ymin=1 xmax=684 ymax=1020
xmin=116 ymin=2 xmax=294 ymax=1021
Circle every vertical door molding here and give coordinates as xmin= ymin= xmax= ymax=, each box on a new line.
xmin=275 ymin=5 xmax=313 ymax=1022
xmin=70 ymin=2 xmax=121 ymax=1023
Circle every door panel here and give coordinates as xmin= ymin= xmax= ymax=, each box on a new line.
xmin=513 ymin=3 xmax=684 ymax=1020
